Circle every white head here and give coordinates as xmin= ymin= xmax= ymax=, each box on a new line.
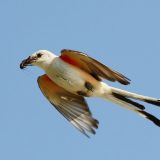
xmin=20 ymin=50 xmax=57 ymax=70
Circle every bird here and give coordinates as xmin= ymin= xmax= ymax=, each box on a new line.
xmin=20 ymin=49 xmax=160 ymax=137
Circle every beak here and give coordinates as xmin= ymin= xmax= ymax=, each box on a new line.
xmin=20 ymin=56 xmax=37 ymax=69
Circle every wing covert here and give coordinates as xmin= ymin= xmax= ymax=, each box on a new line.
xmin=60 ymin=49 xmax=130 ymax=85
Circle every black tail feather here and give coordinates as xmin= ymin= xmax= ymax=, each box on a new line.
xmin=111 ymin=92 xmax=160 ymax=127
xmin=138 ymin=110 xmax=160 ymax=127
xmin=144 ymin=99 xmax=160 ymax=107
xmin=112 ymin=93 xmax=145 ymax=110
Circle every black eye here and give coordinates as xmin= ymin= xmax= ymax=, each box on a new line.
xmin=37 ymin=53 xmax=42 ymax=58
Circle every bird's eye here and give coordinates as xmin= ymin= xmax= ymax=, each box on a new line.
xmin=37 ymin=53 xmax=42 ymax=58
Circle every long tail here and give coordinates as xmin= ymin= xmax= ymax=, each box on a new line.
xmin=101 ymin=83 xmax=160 ymax=127
xmin=111 ymin=87 xmax=160 ymax=107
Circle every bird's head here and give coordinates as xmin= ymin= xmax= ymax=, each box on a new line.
xmin=20 ymin=50 xmax=57 ymax=70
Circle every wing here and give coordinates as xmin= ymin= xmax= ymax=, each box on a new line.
xmin=60 ymin=49 xmax=130 ymax=85
xmin=37 ymin=74 xmax=99 ymax=137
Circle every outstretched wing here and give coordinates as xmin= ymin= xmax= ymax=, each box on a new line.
xmin=37 ymin=74 xmax=99 ymax=137
xmin=60 ymin=49 xmax=130 ymax=85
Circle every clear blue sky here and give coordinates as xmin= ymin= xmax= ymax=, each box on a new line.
xmin=1 ymin=0 xmax=160 ymax=159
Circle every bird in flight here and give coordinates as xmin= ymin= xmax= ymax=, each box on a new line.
xmin=20 ymin=49 xmax=160 ymax=137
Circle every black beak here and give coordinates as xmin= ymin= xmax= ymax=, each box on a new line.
xmin=20 ymin=56 xmax=37 ymax=69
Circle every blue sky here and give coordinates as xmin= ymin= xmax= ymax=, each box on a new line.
xmin=1 ymin=0 xmax=160 ymax=159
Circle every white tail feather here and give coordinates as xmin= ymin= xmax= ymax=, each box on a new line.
xmin=111 ymin=87 xmax=160 ymax=103
xmin=98 ymin=83 xmax=160 ymax=127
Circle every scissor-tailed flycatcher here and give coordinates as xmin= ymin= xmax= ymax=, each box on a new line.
xmin=20 ymin=49 xmax=160 ymax=137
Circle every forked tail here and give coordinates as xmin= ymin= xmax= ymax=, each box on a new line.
xmin=101 ymin=84 xmax=160 ymax=127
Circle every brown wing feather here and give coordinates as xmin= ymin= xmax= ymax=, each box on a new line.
xmin=60 ymin=49 xmax=130 ymax=85
xmin=37 ymin=74 xmax=99 ymax=137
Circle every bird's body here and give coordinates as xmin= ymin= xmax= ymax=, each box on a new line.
xmin=20 ymin=49 xmax=160 ymax=137
xmin=46 ymin=57 xmax=100 ymax=96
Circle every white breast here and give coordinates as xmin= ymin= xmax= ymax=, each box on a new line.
xmin=46 ymin=58 xmax=86 ymax=93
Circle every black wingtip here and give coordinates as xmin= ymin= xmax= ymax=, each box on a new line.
xmin=120 ymin=80 xmax=130 ymax=85
xmin=114 ymin=71 xmax=131 ymax=85
xmin=144 ymin=99 xmax=160 ymax=107
xmin=92 ymin=119 xmax=99 ymax=129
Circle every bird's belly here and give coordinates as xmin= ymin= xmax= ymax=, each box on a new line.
xmin=48 ymin=71 xmax=85 ymax=93
xmin=46 ymin=59 xmax=88 ymax=94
